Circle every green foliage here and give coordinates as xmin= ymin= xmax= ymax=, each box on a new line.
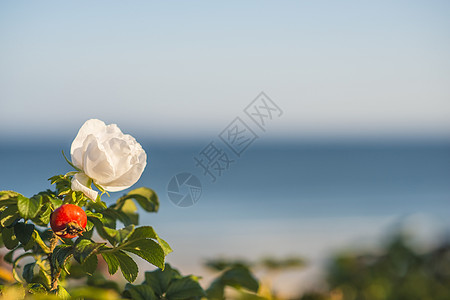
xmin=115 ymin=187 xmax=159 ymax=213
xmin=0 ymin=171 xmax=171 ymax=298
xmin=124 ymin=264 xmax=205 ymax=300
xmin=322 ymin=234 xmax=450 ymax=300
xmin=206 ymin=266 xmax=259 ymax=300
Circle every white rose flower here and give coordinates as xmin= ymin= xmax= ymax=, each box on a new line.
xmin=70 ymin=119 xmax=147 ymax=201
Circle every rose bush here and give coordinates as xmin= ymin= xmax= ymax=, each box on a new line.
xmin=0 ymin=119 xmax=264 ymax=299
xmin=70 ymin=119 xmax=147 ymax=201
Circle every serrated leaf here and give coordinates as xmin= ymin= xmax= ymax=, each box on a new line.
xmin=23 ymin=233 xmax=36 ymax=251
xmin=144 ymin=264 xmax=181 ymax=297
xmin=117 ymin=187 xmax=159 ymax=213
xmin=0 ymin=191 xmax=21 ymax=207
xmin=27 ymin=283 xmax=46 ymax=294
xmin=32 ymin=203 xmax=52 ymax=226
xmin=123 ymin=239 xmax=165 ymax=269
xmin=52 ymin=245 xmax=73 ymax=273
xmin=127 ymin=226 xmax=172 ymax=256
xmin=86 ymin=220 xmax=94 ymax=232
xmin=56 ymin=285 xmax=71 ymax=299
xmin=0 ymin=205 xmax=20 ymax=227
xmin=85 ymin=210 xmax=103 ymax=219
xmin=17 ymin=195 xmax=42 ymax=219
xmin=115 ymin=250 xmax=139 ymax=283
xmin=0 ymin=190 xmax=22 ymax=200
xmin=49 ymin=175 xmax=64 ymax=184
xmin=103 ymin=225 xmax=135 ymax=246
xmin=123 ymin=284 xmax=157 ymax=300
xmin=73 ymin=239 xmax=104 ymax=264
xmin=2 ymin=227 xmax=18 ymax=250
xmin=89 ymin=218 xmax=114 ymax=244
xmin=82 ymin=253 xmax=98 ymax=275
xmin=165 ymin=275 xmax=206 ymax=300
xmin=101 ymin=252 xmax=119 ymax=275
xmin=50 ymin=197 xmax=63 ymax=209
xmin=14 ymin=222 xmax=35 ymax=245
xmin=23 ymin=262 xmax=35 ymax=283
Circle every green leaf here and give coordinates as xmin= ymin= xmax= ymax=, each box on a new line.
xmin=69 ymin=286 xmax=121 ymax=300
xmin=23 ymin=262 xmax=35 ymax=283
xmin=12 ymin=253 xmax=34 ymax=283
xmin=117 ymin=187 xmax=159 ymax=213
xmin=50 ymin=197 xmax=63 ymax=210
xmin=0 ymin=205 xmax=20 ymax=227
xmin=73 ymin=239 xmax=105 ymax=264
xmin=206 ymin=280 xmax=225 ymax=300
xmin=23 ymin=233 xmax=35 ymax=251
xmin=55 ymin=285 xmax=71 ymax=300
xmin=102 ymin=250 xmax=139 ymax=283
xmin=32 ymin=230 xmax=50 ymax=254
xmin=220 ymin=267 xmax=259 ymax=293
xmin=17 ymin=195 xmax=42 ymax=219
xmin=27 ymin=283 xmax=47 ymax=294
xmin=116 ymin=250 xmax=139 ymax=283
xmin=52 ymin=245 xmax=73 ymax=273
xmin=101 ymin=252 xmax=119 ymax=275
xmin=14 ymin=222 xmax=35 ymax=245
xmin=103 ymin=225 xmax=135 ymax=246
xmin=123 ymin=239 xmax=165 ymax=269
xmin=82 ymin=253 xmax=98 ymax=275
xmin=127 ymin=226 xmax=172 ymax=256
xmin=165 ymin=275 xmax=206 ymax=300
xmin=85 ymin=220 xmax=94 ymax=232
xmin=144 ymin=264 xmax=182 ymax=297
xmin=32 ymin=203 xmax=52 ymax=226
xmin=123 ymin=284 xmax=157 ymax=300
xmin=4 ymin=249 xmax=16 ymax=263
xmin=0 ymin=190 xmax=21 ymax=207
xmin=88 ymin=218 xmax=110 ymax=244
xmin=103 ymin=206 xmax=138 ymax=227
xmin=0 ymin=190 xmax=22 ymax=200
xmin=85 ymin=210 xmax=103 ymax=219
xmin=118 ymin=198 xmax=139 ymax=225
xmin=2 ymin=227 xmax=18 ymax=250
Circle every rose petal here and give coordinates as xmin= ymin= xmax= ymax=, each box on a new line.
xmin=82 ymin=134 xmax=115 ymax=183
xmin=71 ymin=119 xmax=107 ymax=169
xmin=71 ymin=173 xmax=98 ymax=201
xmin=100 ymin=151 xmax=147 ymax=192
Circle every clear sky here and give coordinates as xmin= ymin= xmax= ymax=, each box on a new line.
xmin=1 ymin=1 xmax=449 ymax=140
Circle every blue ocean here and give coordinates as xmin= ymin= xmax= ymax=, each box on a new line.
xmin=1 ymin=138 xmax=450 ymax=292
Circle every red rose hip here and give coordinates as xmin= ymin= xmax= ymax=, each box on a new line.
xmin=50 ymin=204 xmax=87 ymax=239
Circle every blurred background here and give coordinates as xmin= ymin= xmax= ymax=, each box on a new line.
xmin=1 ymin=1 xmax=449 ymax=298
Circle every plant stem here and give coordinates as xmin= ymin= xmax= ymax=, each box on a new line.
xmin=48 ymin=233 xmax=59 ymax=291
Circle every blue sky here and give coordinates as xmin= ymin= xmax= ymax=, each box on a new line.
xmin=1 ymin=1 xmax=449 ymax=140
